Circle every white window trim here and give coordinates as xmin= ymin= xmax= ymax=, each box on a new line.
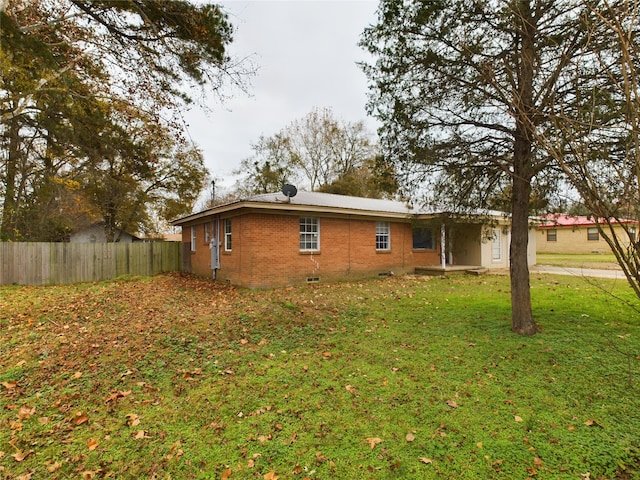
xmin=204 ymin=223 xmax=210 ymax=244
xmin=376 ymin=221 xmax=390 ymax=251
xmin=224 ymin=219 xmax=232 ymax=251
xmin=190 ymin=226 xmax=196 ymax=252
xmin=300 ymin=217 xmax=320 ymax=251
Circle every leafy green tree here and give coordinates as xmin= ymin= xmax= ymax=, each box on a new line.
xmin=317 ymin=156 xmax=398 ymax=198
xmin=360 ymin=0 xmax=634 ymax=335
xmin=1 ymin=0 xmax=246 ymax=240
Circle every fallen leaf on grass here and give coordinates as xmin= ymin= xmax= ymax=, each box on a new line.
xmin=2 ymin=381 xmax=17 ymax=390
xmin=264 ymin=472 xmax=279 ymax=480
xmin=514 ymin=415 xmax=523 ymax=423
xmin=104 ymin=390 xmax=132 ymax=404
xmin=405 ymin=433 xmax=415 ymax=442
xmin=446 ymin=400 xmax=458 ymax=408
xmin=12 ymin=450 xmax=33 ymax=462
xmin=18 ymin=406 xmax=35 ymax=419
xmin=419 ymin=457 xmax=433 ymax=464
xmin=10 ymin=420 xmax=22 ymax=431
xmin=134 ymin=430 xmax=149 ymax=439
xmin=47 ymin=461 xmax=62 ymax=472
xmin=221 ymin=468 xmax=232 ymax=479
xmin=345 ymin=385 xmax=358 ymax=396
xmin=87 ymin=438 xmax=99 ymax=451
xmin=365 ymin=437 xmax=383 ymax=449
xmin=72 ymin=412 xmax=89 ymax=426
xmin=126 ymin=413 xmax=140 ymax=427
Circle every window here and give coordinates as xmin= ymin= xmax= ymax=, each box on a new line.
xmin=376 ymin=221 xmax=390 ymax=250
xmin=204 ymin=222 xmax=210 ymax=243
xmin=412 ymin=227 xmax=435 ymax=250
xmin=224 ymin=219 xmax=232 ymax=251
xmin=629 ymin=226 xmax=636 ymax=242
xmin=492 ymin=229 xmax=502 ymax=261
xmin=587 ymin=227 xmax=599 ymax=241
xmin=546 ymin=229 xmax=557 ymax=242
xmin=300 ymin=217 xmax=319 ymax=251
xmin=190 ymin=226 xmax=196 ymax=252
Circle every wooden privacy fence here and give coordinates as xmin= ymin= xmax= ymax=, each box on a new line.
xmin=0 ymin=242 xmax=182 ymax=286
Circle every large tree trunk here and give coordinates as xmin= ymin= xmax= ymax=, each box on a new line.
xmin=510 ymin=162 xmax=538 ymax=335
xmin=510 ymin=0 xmax=538 ymax=336
xmin=1 ymin=117 xmax=20 ymax=240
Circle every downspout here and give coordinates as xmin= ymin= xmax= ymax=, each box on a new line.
xmin=440 ymin=223 xmax=447 ymax=269
xmin=215 ymin=216 xmax=220 ymax=279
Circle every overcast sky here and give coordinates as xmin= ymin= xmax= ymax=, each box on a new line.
xmin=183 ymin=0 xmax=380 ymax=195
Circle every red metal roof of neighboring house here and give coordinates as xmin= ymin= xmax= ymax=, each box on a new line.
xmin=539 ymin=213 xmax=639 ymax=228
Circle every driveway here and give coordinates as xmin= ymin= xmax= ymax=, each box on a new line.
xmin=531 ymin=265 xmax=626 ymax=279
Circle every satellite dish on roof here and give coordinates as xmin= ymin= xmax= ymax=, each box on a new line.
xmin=281 ymin=184 xmax=298 ymax=199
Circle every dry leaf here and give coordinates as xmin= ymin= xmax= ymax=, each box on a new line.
xmin=87 ymin=438 xmax=99 ymax=451
xmin=12 ymin=450 xmax=31 ymax=462
xmin=446 ymin=400 xmax=458 ymax=408
xmin=2 ymin=381 xmax=17 ymax=390
xmin=221 ymin=468 xmax=232 ymax=479
xmin=345 ymin=385 xmax=358 ymax=396
xmin=134 ymin=430 xmax=148 ymax=439
xmin=419 ymin=457 xmax=433 ymax=464
xmin=126 ymin=413 xmax=140 ymax=427
xmin=405 ymin=433 xmax=415 ymax=442
xmin=72 ymin=412 xmax=89 ymax=426
xmin=264 ymin=472 xmax=279 ymax=480
xmin=18 ymin=406 xmax=35 ymax=419
xmin=514 ymin=415 xmax=523 ymax=423
xmin=47 ymin=461 xmax=62 ymax=472
xmin=365 ymin=437 xmax=383 ymax=449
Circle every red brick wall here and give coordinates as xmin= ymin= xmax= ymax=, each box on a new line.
xmin=183 ymin=212 xmax=440 ymax=288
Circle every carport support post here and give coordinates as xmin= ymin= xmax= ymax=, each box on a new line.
xmin=440 ymin=223 xmax=446 ymax=269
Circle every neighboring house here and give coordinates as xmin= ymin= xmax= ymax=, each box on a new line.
xmin=70 ymin=223 xmax=142 ymax=243
xmin=171 ymin=191 xmax=537 ymax=288
xmin=537 ymin=214 xmax=638 ymax=254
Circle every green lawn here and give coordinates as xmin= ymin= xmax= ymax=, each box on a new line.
xmin=537 ymin=253 xmax=622 ymax=270
xmin=1 ymin=273 xmax=639 ymax=479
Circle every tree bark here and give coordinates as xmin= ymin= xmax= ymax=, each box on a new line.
xmin=510 ymin=159 xmax=538 ymax=335
xmin=1 ymin=117 xmax=20 ymax=240
xmin=510 ymin=0 xmax=538 ymax=335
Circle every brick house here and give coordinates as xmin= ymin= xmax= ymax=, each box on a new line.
xmin=537 ymin=214 xmax=639 ymax=254
xmin=171 ymin=191 xmax=537 ymax=288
